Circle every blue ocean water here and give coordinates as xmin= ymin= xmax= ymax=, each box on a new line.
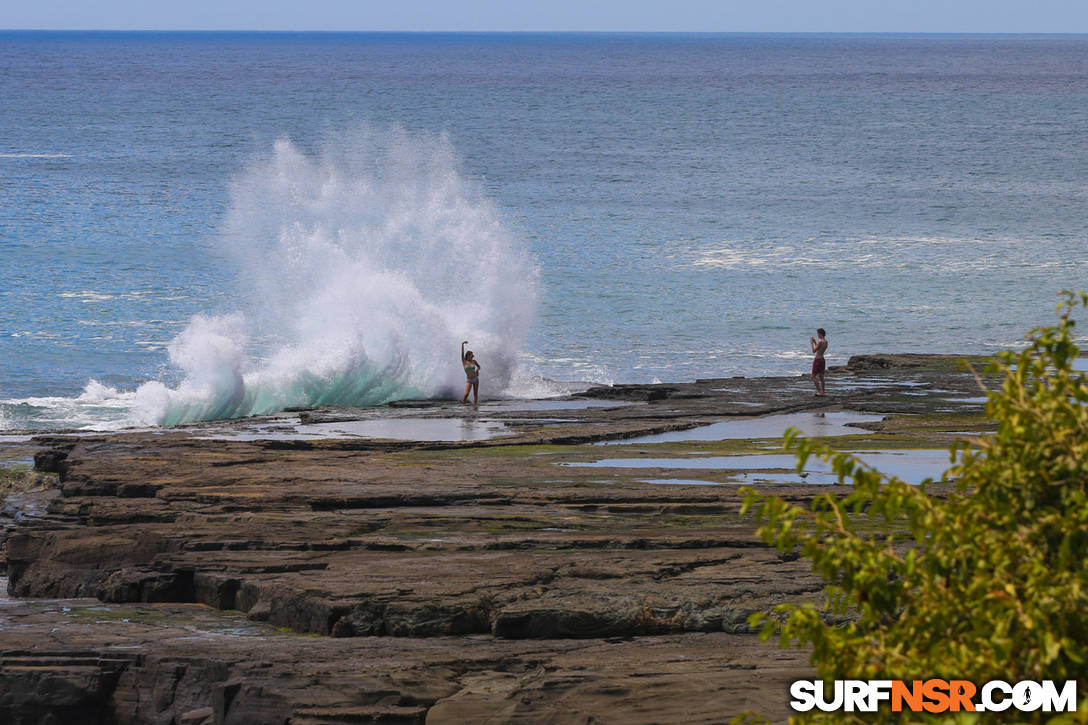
xmin=1 ymin=32 xmax=1087 ymax=429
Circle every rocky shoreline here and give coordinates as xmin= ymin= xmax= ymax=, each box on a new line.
xmin=0 ymin=355 xmax=995 ymax=724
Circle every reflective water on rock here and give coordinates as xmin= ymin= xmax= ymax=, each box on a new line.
xmin=479 ymin=398 xmax=636 ymax=412
xmin=600 ymin=411 xmax=883 ymax=445
xmin=567 ymin=449 xmax=955 ymax=485
xmin=199 ymin=416 xmax=512 ymax=442
xmin=943 ymin=395 xmax=990 ymax=404
xmin=638 ymin=478 xmax=743 ymax=486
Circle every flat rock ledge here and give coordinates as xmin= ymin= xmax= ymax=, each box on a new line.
xmin=1 ymin=355 xmax=990 ymax=723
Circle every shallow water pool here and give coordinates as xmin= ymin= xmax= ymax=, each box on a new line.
xmin=198 ymin=416 xmax=511 ymax=442
xmin=566 ymin=449 xmax=955 ymax=485
xmin=600 ymin=411 xmax=883 ymax=445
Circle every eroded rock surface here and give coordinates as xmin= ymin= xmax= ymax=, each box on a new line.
xmin=0 ymin=591 xmax=811 ymax=724
xmin=1 ymin=356 xmax=991 ymax=723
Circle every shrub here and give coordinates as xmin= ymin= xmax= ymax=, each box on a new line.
xmin=742 ymin=292 xmax=1088 ymax=723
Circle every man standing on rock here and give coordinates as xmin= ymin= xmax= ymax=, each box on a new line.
xmin=810 ymin=328 xmax=828 ymax=396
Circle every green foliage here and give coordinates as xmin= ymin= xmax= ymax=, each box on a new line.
xmin=741 ymin=292 xmax=1088 ymax=722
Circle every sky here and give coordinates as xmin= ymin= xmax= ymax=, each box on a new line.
xmin=3 ymin=0 xmax=1088 ymax=33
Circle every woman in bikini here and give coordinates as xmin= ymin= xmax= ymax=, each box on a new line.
xmin=461 ymin=341 xmax=481 ymax=405
xmin=810 ymin=328 xmax=828 ymax=396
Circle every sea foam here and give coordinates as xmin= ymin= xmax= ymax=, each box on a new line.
xmin=116 ymin=127 xmax=535 ymax=426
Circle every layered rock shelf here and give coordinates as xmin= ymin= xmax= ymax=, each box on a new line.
xmin=0 ymin=355 xmax=994 ymax=723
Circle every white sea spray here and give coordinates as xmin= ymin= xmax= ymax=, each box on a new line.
xmin=29 ymin=127 xmax=537 ymax=428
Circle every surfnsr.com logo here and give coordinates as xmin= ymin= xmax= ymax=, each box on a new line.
xmin=790 ymin=680 xmax=1077 ymax=713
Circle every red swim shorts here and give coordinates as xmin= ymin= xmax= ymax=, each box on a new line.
xmin=812 ymin=357 xmax=826 ymax=375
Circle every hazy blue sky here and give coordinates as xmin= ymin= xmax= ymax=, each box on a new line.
xmin=3 ymin=0 xmax=1088 ymax=33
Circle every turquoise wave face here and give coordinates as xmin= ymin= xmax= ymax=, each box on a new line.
xmin=152 ymin=364 xmax=425 ymax=427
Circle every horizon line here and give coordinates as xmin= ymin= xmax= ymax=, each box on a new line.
xmin=4 ymin=29 xmax=1088 ymax=36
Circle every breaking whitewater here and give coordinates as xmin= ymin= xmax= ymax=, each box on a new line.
xmin=10 ymin=129 xmax=541 ymax=430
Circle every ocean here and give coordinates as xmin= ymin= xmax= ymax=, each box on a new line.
xmin=2 ymin=31 xmax=1086 ymax=429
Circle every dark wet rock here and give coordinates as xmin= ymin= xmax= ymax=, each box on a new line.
xmin=579 ymin=384 xmax=687 ymax=401
xmin=0 ymin=650 xmax=136 ymax=725
xmin=0 ymin=596 xmax=810 ymax=724
xmin=843 ymin=353 xmax=980 ymax=371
